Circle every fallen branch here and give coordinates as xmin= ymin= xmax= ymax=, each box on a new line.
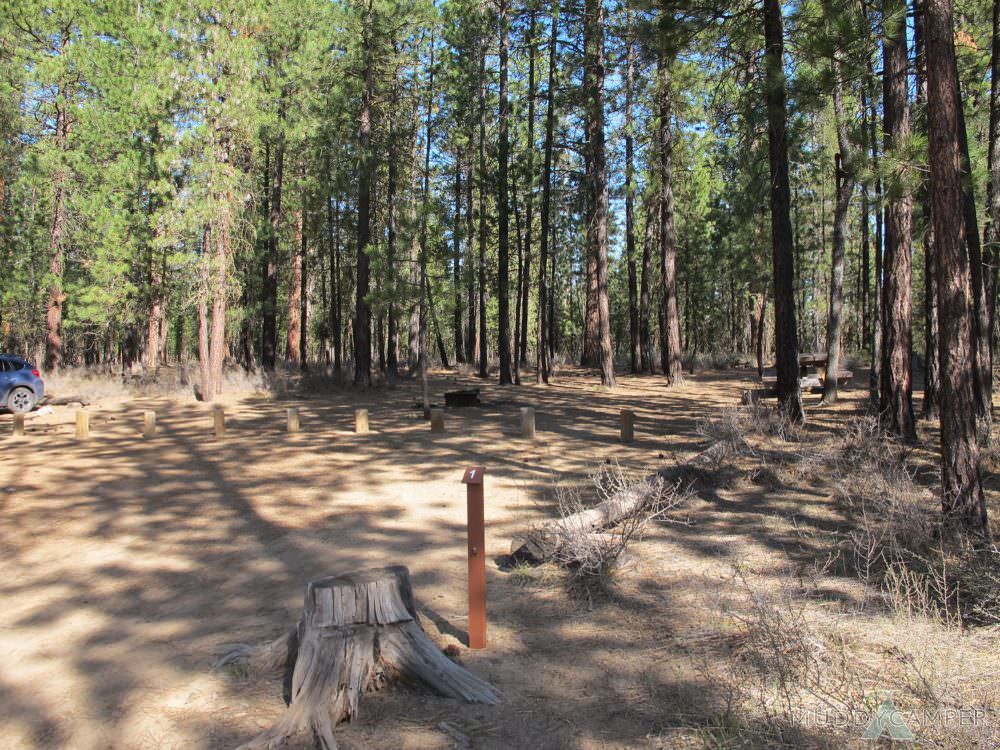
xmin=509 ymin=442 xmax=727 ymax=564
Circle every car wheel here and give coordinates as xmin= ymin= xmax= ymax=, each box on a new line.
xmin=8 ymin=387 xmax=35 ymax=414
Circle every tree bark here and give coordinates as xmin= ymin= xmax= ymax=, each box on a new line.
xmin=763 ymin=0 xmax=803 ymax=422
xmin=640 ymin=193 xmax=655 ymax=373
xmin=353 ymin=15 xmax=375 ymax=388
xmin=477 ymin=35 xmax=489 ymax=379
xmin=915 ymin=3 xmax=941 ymax=420
xmin=44 ymin=102 xmax=69 ymax=373
xmin=926 ymin=0 xmax=990 ymax=539
xmin=287 ymin=207 xmax=303 ymax=365
xmin=262 ymin=103 xmax=285 ymax=371
xmin=520 ymin=8 xmax=537 ymax=369
xmin=987 ymin=0 xmax=1000 ymax=366
xmin=823 ymin=57 xmax=855 ymax=403
xmin=583 ymin=0 xmax=615 ymax=387
xmin=624 ymin=10 xmax=640 ymax=374
xmin=497 ymin=0 xmax=514 ymax=385
xmin=657 ymin=39 xmax=682 ymax=386
xmin=536 ymin=4 xmax=557 ymax=385
xmin=453 ymin=160 xmax=465 ymax=363
xmin=955 ymin=76 xmax=993 ymax=426
xmin=225 ymin=566 xmax=500 ymax=750
xmin=880 ymin=0 xmax=916 ymax=439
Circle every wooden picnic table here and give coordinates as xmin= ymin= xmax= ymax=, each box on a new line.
xmin=798 ymin=351 xmax=828 ymax=376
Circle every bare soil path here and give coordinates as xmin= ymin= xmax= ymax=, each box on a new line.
xmin=0 ymin=367 xmax=995 ymax=749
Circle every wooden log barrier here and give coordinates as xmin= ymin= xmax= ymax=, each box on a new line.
xmin=519 ymin=407 xmax=536 ymax=440
xmin=620 ymin=409 xmax=635 ymax=443
xmin=76 ymin=411 xmax=90 ymax=440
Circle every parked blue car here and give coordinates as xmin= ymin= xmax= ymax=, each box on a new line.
xmin=0 ymin=354 xmax=45 ymax=413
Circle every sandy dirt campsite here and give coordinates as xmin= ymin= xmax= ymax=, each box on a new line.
xmin=1 ymin=366 xmax=998 ymax=749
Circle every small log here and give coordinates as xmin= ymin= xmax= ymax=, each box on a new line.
xmin=213 ymin=406 xmax=225 ymax=438
xmin=509 ymin=441 xmax=728 ymax=564
xmin=620 ymin=410 xmax=635 ymax=443
xmin=224 ymin=565 xmax=500 ymax=750
xmin=143 ymin=410 xmax=157 ymax=438
xmin=287 ymin=407 xmax=300 ymax=434
xmin=519 ymin=407 xmax=535 ymax=440
xmin=430 ymin=408 xmax=445 ymax=433
xmin=75 ymin=411 xmax=90 ymax=440
xmin=47 ymin=394 xmax=91 ymax=406
xmin=12 ymin=414 xmax=25 ymax=438
xmin=354 ymin=408 xmax=369 ymax=434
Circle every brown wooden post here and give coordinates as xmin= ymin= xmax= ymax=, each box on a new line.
xmin=143 ymin=410 xmax=156 ymax=438
xmin=519 ymin=407 xmax=536 ymax=439
xmin=12 ymin=414 xmax=25 ymax=438
xmin=213 ymin=406 xmax=225 ymax=438
xmin=430 ymin=408 xmax=445 ymax=433
xmin=354 ymin=408 xmax=369 ymax=434
xmin=462 ymin=466 xmax=487 ymax=649
xmin=287 ymin=407 xmax=300 ymax=433
xmin=620 ymin=409 xmax=635 ymax=443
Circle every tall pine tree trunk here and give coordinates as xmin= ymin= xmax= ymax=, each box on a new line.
xmin=262 ymin=104 xmax=285 ymax=370
xmin=287 ymin=207 xmax=303 ymax=365
xmin=520 ymin=8 xmax=537 ymax=369
xmin=354 ymin=20 xmax=374 ymax=387
xmin=640 ymin=193 xmax=655 ymax=373
xmin=915 ymin=2 xmax=941 ymax=419
xmin=477 ymin=35 xmax=489 ymax=379
xmin=823 ymin=57 xmax=855 ymax=403
xmin=583 ymin=0 xmax=615 ymax=387
xmin=987 ymin=0 xmax=1000 ymax=361
xmin=624 ymin=10 xmax=640 ymax=374
xmin=763 ymin=0 xmax=803 ymax=422
xmin=657 ymin=42 xmax=682 ymax=385
xmin=497 ymin=0 xmax=514 ymax=384
xmin=926 ymin=0 xmax=990 ymax=539
xmin=453 ymin=161 xmax=465 ymax=363
xmin=44 ymin=103 xmax=69 ymax=373
xmin=880 ymin=0 xmax=916 ymax=439
xmin=536 ymin=3 xmax=557 ymax=385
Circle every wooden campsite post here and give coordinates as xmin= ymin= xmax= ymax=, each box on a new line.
xmin=12 ymin=414 xmax=25 ymax=438
xmin=354 ymin=408 xmax=369 ymax=434
xmin=519 ymin=407 xmax=536 ymax=440
xmin=213 ymin=406 xmax=225 ymax=438
xmin=76 ymin=411 xmax=90 ymax=440
xmin=287 ymin=407 xmax=300 ymax=433
xmin=620 ymin=410 xmax=635 ymax=443
xmin=430 ymin=408 xmax=445 ymax=433
xmin=462 ymin=466 xmax=487 ymax=649
xmin=143 ymin=410 xmax=157 ymax=438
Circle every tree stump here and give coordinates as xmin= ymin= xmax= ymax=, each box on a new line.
xmin=224 ymin=565 xmax=500 ymax=750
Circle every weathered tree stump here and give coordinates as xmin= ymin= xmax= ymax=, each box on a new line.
xmin=222 ymin=565 xmax=500 ymax=750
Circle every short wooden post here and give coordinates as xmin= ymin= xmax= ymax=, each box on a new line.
xmin=76 ymin=411 xmax=90 ymax=440
xmin=430 ymin=408 xmax=445 ymax=433
xmin=519 ymin=407 xmax=536 ymax=440
xmin=287 ymin=407 xmax=300 ymax=433
xmin=354 ymin=408 xmax=369 ymax=434
xmin=620 ymin=409 xmax=635 ymax=443
xmin=213 ymin=405 xmax=225 ymax=438
xmin=142 ymin=410 xmax=157 ymax=438
xmin=462 ymin=466 xmax=487 ymax=649
xmin=12 ymin=414 xmax=25 ymax=438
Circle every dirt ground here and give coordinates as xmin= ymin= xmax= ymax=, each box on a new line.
xmin=1 ymin=365 xmax=997 ymax=749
